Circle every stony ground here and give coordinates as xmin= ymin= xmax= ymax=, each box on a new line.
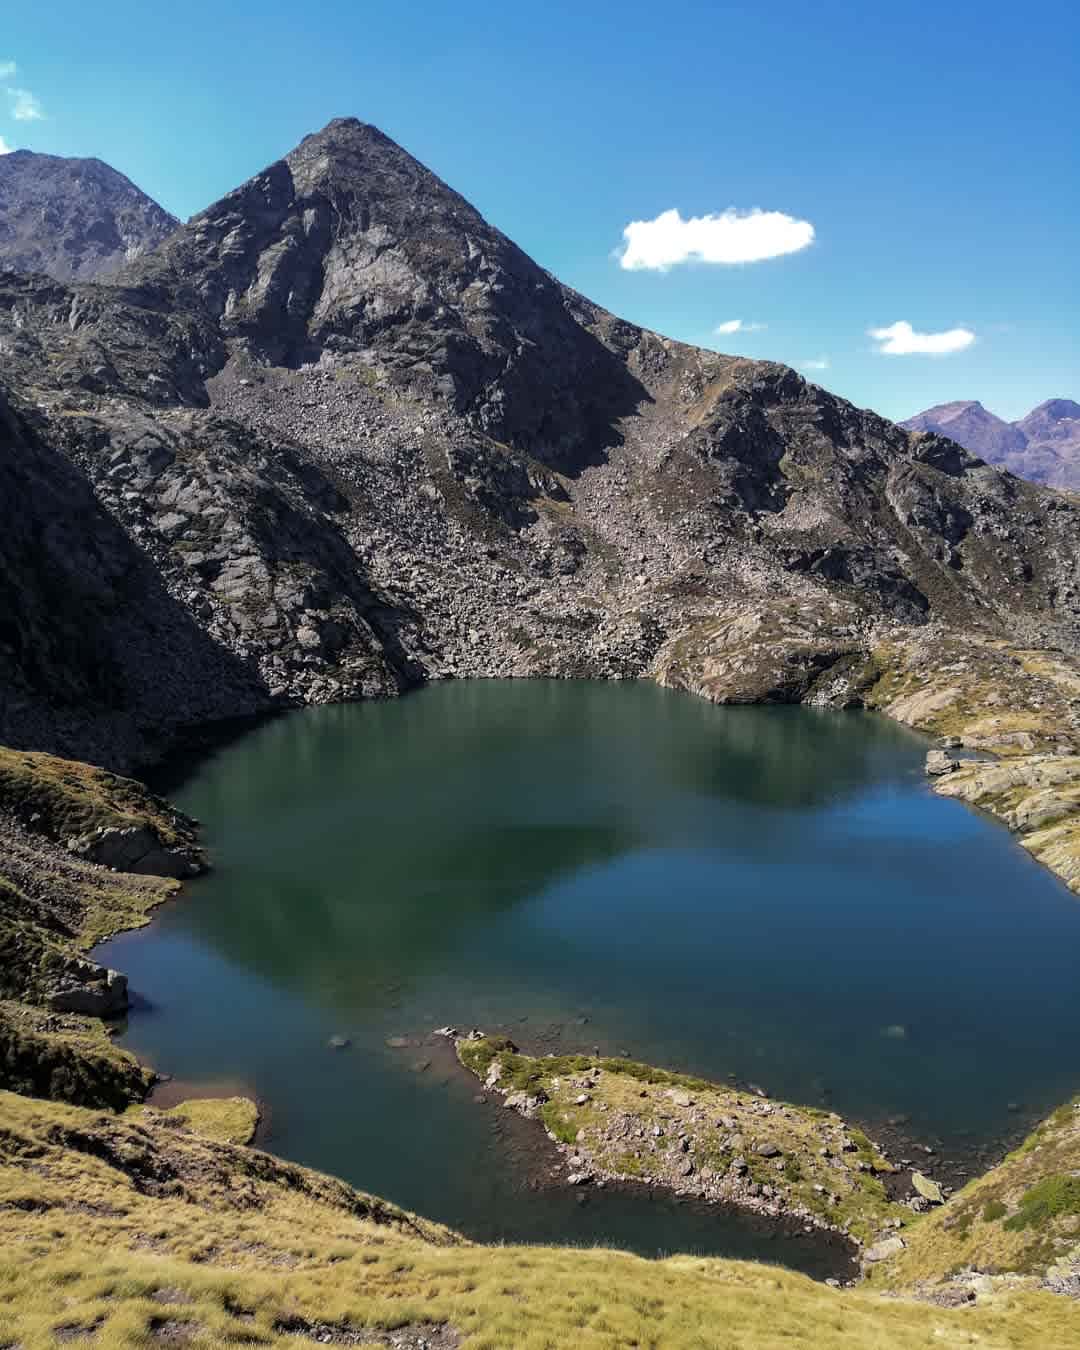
xmin=457 ymin=1036 xmax=928 ymax=1251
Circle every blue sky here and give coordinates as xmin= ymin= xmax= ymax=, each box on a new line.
xmin=2 ymin=0 xmax=1076 ymax=422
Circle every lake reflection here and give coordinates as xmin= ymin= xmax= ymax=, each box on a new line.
xmin=99 ymin=681 xmax=1080 ymax=1260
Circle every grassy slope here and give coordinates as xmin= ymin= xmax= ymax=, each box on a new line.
xmin=0 ymin=745 xmax=196 ymax=852
xmin=0 ymin=999 xmax=153 ymax=1109
xmin=0 ymin=745 xmax=199 ymax=1113
xmin=0 ymin=746 xmax=187 ymax=953
xmin=2 ymin=1089 xmax=1078 ymax=1350
xmin=870 ymin=1096 xmax=1080 ymax=1294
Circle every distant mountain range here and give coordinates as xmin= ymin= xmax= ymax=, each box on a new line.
xmin=903 ymin=399 xmax=1080 ymax=490
xmin=0 ymin=149 xmax=178 ymax=281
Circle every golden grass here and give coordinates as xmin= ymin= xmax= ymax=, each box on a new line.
xmin=130 ymin=1096 xmax=261 ymax=1146
xmin=2 ymin=1089 xmax=1078 ymax=1349
xmin=871 ymin=1097 xmax=1080 ymax=1294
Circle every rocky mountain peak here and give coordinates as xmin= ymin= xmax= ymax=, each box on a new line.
xmin=901 ymin=400 xmax=1027 ymax=465
xmin=4 ymin=120 xmax=1080 ymax=771
xmin=130 ymin=118 xmax=648 ymax=471
xmin=1020 ymin=398 xmax=1080 ymax=427
xmin=0 ymin=149 xmax=178 ymax=282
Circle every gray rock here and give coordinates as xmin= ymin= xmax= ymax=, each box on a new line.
xmin=503 ymin=1091 xmax=547 ymax=1119
xmin=48 ymin=968 xmax=128 ymax=1018
xmin=911 ymin=1172 xmax=944 ymax=1204
xmin=69 ymin=825 xmax=204 ymax=879
xmin=864 ymin=1236 xmax=906 ymax=1263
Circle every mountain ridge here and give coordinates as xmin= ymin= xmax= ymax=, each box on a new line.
xmin=903 ymin=397 xmax=1080 ymax=489
xmin=1 ymin=116 xmax=1079 ymax=775
xmin=0 ymin=148 xmax=178 ymax=282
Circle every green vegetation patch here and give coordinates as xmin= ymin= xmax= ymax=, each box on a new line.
xmin=1002 ymin=1175 xmax=1080 ymax=1232
xmin=0 ymin=745 xmax=191 ymax=847
xmin=0 ymin=1005 xmax=152 ymax=1110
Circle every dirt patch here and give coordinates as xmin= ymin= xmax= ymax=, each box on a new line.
xmin=53 ymin=1320 xmax=104 ymax=1343
xmin=150 ymin=1288 xmax=194 ymax=1306
xmin=148 ymin=1076 xmax=256 ymax=1110
xmin=148 ymin=1317 xmax=201 ymax=1342
xmin=275 ymin=1319 xmax=460 ymax=1348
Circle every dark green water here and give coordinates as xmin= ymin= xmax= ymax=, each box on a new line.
xmin=98 ymin=680 xmax=1080 ymax=1270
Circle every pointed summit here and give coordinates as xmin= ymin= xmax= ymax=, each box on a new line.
xmin=136 ymin=118 xmax=645 ymax=470
xmin=1019 ymin=398 xmax=1080 ymax=428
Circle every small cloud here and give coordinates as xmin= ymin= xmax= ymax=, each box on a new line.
xmin=0 ymin=61 xmax=16 ymax=80
xmin=868 ymin=321 xmax=975 ymax=356
xmin=8 ymin=88 xmax=44 ymax=121
xmin=0 ymin=136 xmax=11 ymax=155
xmin=800 ymin=357 xmax=830 ymax=371
xmin=619 ymin=207 xmax=815 ymax=271
xmin=714 ymin=319 xmax=767 ymax=335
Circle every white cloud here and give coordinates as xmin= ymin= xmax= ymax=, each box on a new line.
xmin=0 ymin=61 xmax=16 ymax=80
xmin=619 ymin=207 xmax=815 ymax=271
xmin=0 ymin=136 xmax=11 ymax=155
xmin=799 ymin=358 xmax=830 ymax=371
xmin=868 ymin=320 xmax=975 ymax=356
xmin=8 ymin=88 xmax=43 ymax=121
xmin=714 ymin=319 xmax=767 ymax=335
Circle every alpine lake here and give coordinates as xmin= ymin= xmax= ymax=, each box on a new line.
xmin=97 ymin=680 xmax=1080 ymax=1277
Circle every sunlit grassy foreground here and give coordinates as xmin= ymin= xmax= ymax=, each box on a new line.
xmin=2 ymin=1090 xmax=1078 ymax=1349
